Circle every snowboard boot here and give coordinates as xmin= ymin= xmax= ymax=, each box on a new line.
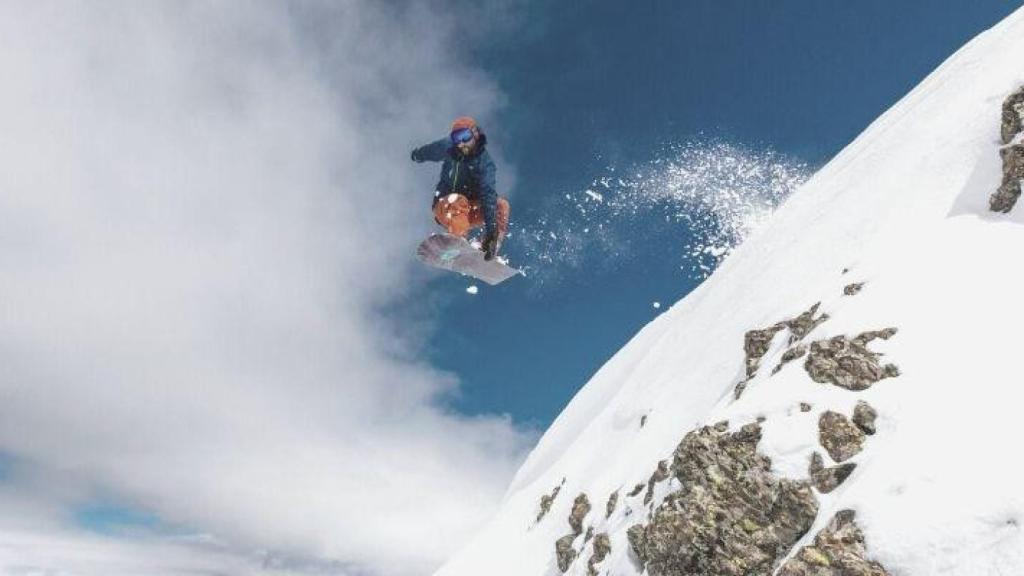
xmin=482 ymin=231 xmax=504 ymax=261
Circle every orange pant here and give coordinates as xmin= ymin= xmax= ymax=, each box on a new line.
xmin=433 ymin=194 xmax=510 ymax=239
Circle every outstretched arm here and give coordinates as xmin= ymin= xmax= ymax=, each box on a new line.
xmin=411 ymin=138 xmax=450 ymax=163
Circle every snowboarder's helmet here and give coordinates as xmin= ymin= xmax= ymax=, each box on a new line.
xmin=450 ymin=116 xmax=477 ymax=132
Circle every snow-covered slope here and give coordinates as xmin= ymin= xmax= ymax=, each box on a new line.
xmin=436 ymin=7 xmax=1024 ymax=576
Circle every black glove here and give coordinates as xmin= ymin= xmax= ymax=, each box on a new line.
xmin=411 ymin=149 xmax=423 ymax=163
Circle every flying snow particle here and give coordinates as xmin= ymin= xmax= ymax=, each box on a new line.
xmin=653 ymin=302 xmax=661 ymax=309
xmin=515 ymin=139 xmax=809 ymax=284
xmin=466 ymin=285 xmax=479 ymax=295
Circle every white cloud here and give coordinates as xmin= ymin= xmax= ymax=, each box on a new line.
xmin=0 ymin=2 xmax=533 ymax=574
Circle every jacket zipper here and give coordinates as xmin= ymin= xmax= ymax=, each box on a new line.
xmin=452 ymin=158 xmax=462 ymax=191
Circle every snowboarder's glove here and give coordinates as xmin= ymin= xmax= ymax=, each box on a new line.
xmin=411 ymin=149 xmax=424 ymax=163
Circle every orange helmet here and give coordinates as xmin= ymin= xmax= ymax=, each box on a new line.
xmin=450 ymin=116 xmax=478 ymax=132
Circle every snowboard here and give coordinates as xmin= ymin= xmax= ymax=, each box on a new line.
xmin=416 ymin=233 xmax=522 ymax=285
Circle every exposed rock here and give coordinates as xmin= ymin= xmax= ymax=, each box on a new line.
xmin=569 ymin=493 xmax=592 ymax=535
xmin=786 ymin=303 xmax=830 ymax=343
xmin=555 ymin=533 xmax=578 ymax=573
xmin=627 ymin=524 xmax=647 ymax=563
xmin=744 ymin=324 xmax=786 ymax=377
xmin=641 ymin=414 xmax=648 ymax=428
xmin=819 ymin=411 xmax=866 ymax=463
xmin=740 ymin=304 xmax=829 ymax=398
xmin=852 ymin=401 xmax=878 ymax=435
xmin=991 ymin=143 xmax=1024 ymax=213
xmin=643 ymin=459 xmax=671 ymax=505
xmin=841 ymin=267 xmax=850 ymax=274
xmin=991 ymin=87 xmax=1024 ymax=212
xmin=773 ymin=344 xmax=808 ymax=374
xmin=606 ymin=490 xmax=619 ymax=518
xmin=629 ymin=422 xmax=819 ymax=576
xmin=587 ymin=533 xmax=612 ymax=576
xmin=537 ymin=481 xmax=563 ymax=522
xmin=1001 ymin=86 xmax=1024 ymax=145
xmin=733 ymin=379 xmax=750 ymax=399
xmin=800 ymin=403 xmax=813 ymax=413
xmin=804 ymin=328 xmax=899 ymax=391
xmin=777 ymin=510 xmax=891 ymax=576
xmin=714 ymin=420 xmax=730 ymax=432
xmin=843 ymin=282 xmax=865 ymax=296
xmin=628 ymin=483 xmax=644 ymax=497
xmin=808 ymin=451 xmax=857 ymax=494
xmin=584 ymin=526 xmax=594 ymax=544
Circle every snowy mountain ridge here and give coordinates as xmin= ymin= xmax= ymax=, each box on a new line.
xmin=436 ymin=6 xmax=1024 ymax=576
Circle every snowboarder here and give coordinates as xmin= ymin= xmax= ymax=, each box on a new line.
xmin=411 ymin=117 xmax=510 ymax=260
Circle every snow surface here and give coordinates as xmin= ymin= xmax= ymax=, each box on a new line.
xmin=435 ymin=6 xmax=1024 ymax=576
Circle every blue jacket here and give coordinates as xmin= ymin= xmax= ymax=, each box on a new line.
xmin=411 ymin=132 xmax=499 ymax=236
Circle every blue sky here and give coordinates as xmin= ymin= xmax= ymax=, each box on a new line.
xmin=417 ymin=0 xmax=1020 ymax=427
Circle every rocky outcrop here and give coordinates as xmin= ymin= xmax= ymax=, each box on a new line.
xmin=990 ymin=86 xmax=1024 ymax=213
xmin=744 ymin=324 xmax=786 ymax=377
xmin=552 ymin=493 xmax=593 ymax=572
xmin=843 ymin=282 xmax=864 ymax=296
xmin=605 ymin=490 xmax=618 ymax=518
xmin=555 ymin=534 xmax=577 ymax=572
xmin=786 ymin=303 xmax=831 ymax=342
xmin=804 ymin=328 xmax=899 ymax=391
xmin=808 ymin=452 xmax=856 ymax=494
xmin=738 ymin=303 xmax=830 ymax=398
xmin=1001 ymin=86 xmax=1024 ymax=145
xmin=628 ymin=483 xmax=644 ymax=497
xmin=777 ymin=510 xmax=891 ymax=576
xmin=819 ymin=411 xmax=866 ymax=463
xmin=773 ymin=343 xmax=808 ymax=375
xmin=852 ymin=401 xmax=878 ymax=435
xmin=628 ymin=423 xmax=819 ymax=576
xmin=643 ymin=460 xmax=670 ymax=505
xmin=569 ymin=493 xmax=591 ymax=535
xmin=587 ymin=533 xmax=611 ymax=576
xmin=537 ymin=480 xmax=564 ymax=522
xmin=991 ymin=144 xmax=1024 ymax=213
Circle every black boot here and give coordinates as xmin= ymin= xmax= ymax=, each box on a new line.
xmin=482 ymin=231 xmax=503 ymax=261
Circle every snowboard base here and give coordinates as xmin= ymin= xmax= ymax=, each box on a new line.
xmin=416 ymin=233 xmax=522 ymax=286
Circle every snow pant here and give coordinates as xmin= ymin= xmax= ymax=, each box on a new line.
xmin=433 ymin=194 xmax=510 ymax=240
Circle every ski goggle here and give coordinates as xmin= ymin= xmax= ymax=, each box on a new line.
xmin=450 ymin=128 xmax=475 ymax=145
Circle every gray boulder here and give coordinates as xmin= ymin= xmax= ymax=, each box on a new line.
xmin=643 ymin=459 xmax=670 ymax=505
xmin=555 ymin=534 xmax=578 ymax=573
xmin=991 ymin=143 xmax=1024 ymax=213
xmin=587 ymin=533 xmax=611 ymax=576
xmin=605 ymin=490 xmax=619 ymax=519
xmin=569 ymin=493 xmax=591 ymax=535
xmin=1001 ymin=85 xmax=1024 ymax=145
xmin=852 ymin=401 xmax=878 ymax=435
xmin=808 ymin=452 xmax=856 ymax=494
xmin=776 ymin=510 xmax=890 ymax=576
xmin=819 ymin=411 xmax=866 ymax=463
xmin=804 ymin=329 xmax=899 ymax=391
xmin=990 ymin=87 xmax=1024 ymax=212
xmin=537 ymin=481 xmax=563 ymax=522
xmin=628 ymin=423 xmax=818 ymax=576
